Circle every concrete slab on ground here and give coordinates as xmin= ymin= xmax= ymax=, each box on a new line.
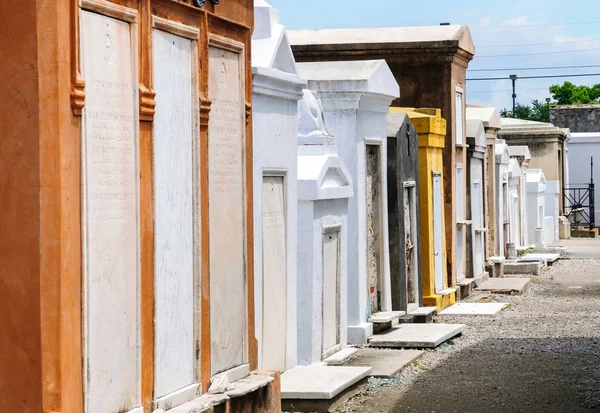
xmin=519 ymin=253 xmax=560 ymax=264
xmin=476 ymin=277 xmax=530 ymax=294
xmin=343 ymin=348 xmax=424 ymax=377
xmin=439 ymin=302 xmax=508 ymax=316
xmin=369 ymin=323 xmax=465 ymax=348
xmin=281 ymin=365 xmax=371 ymax=399
xmin=561 ymin=238 xmax=600 ymax=258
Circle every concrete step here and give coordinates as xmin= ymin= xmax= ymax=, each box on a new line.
xmin=370 ymin=311 xmax=405 ymax=333
xmin=368 ymin=323 xmax=465 ymax=348
xmin=519 ymin=253 xmax=560 ymax=266
xmin=324 ymin=348 xmax=357 ymax=366
xmin=504 ymin=260 xmax=543 ymax=275
xmin=456 ymin=278 xmax=476 ymax=300
xmin=343 ymin=348 xmax=424 ymax=377
xmin=407 ymin=306 xmax=437 ymax=324
xmin=281 ymin=365 xmax=371 ymax=412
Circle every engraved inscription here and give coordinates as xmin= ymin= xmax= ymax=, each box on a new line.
xmin=208 ymin=46 xmax=246 ymax=375
xmin=81 ymin=11 xmax=140 ymax=413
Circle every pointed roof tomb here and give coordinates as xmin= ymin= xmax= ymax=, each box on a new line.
xmin=466 ymin=107 xmax=502 ymax=131
xmin=495 ymin=139 xmax=510 ymax=165
xmin=466 ymin=119 xmax=486 ymax=153
xmin=526 ymin=169 xmax=547 ymax=193
xmin=297 ymin=89 xmax=353 ymax=201
xmin=296 ymin=59 xmax=400 ymax=106
xmin=252 ymin=0 xmax=305 ymax=97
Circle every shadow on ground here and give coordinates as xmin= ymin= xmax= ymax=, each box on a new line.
xmin=393 ymin=337 xmax=600 ymax=413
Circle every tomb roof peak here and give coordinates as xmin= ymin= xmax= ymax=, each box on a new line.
xmin=466 ymin=106 xmax=501 ymax=130
xmin=466 ymin=119 xmax=486 ymax=149
xmin=296 ymin=60 xmax=399 ymax=98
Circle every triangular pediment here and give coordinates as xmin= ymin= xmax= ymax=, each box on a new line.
xmin=321 ymin=166 xmax=350 ymax=190
xmin=272 ymin=33 xmax=298 ymax=74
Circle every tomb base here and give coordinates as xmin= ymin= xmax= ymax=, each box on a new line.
xmin=347 ymin=323 xmax=374 ymax=345
xmin=422 ymin=289 xmax=456 ymax=312
xmin=571 ymin=227 xmax=598 ymax=238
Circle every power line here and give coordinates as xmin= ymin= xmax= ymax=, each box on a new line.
xmin=469 ymin=64 xmax=600 ymax=72
xmin=468 ymin=73 xmax=600 ymax=81
xmin=478 ymin=38 xmax=600 ymax=49
xmin=471 ymin=20 xmax=600 ymax=29
xmin=468 ymin=82 xmax=600 ymax=94
xmin=478 ymin=47 xmax=600 ymax=58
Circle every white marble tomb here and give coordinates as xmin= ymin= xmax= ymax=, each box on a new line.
xmin=296 ymin=89 xmax=353 ymax=366
xmin=508 ymin=159 xmax=522 ymax=252
xmin=495 ymin=139 xmax=510 ymax=258
xmin=296 ymin=60 xmax=400 ymax=345
xmin=526 ymin=169 xmax=547 ymax=248
xmin=80 ymin=9 xmax=141 ymax=413
xmin=465 ymin=119 xmax=486 ymax=280
xmin=545 ymin=181 xmax=561 ymax=245
xmin=251 ymin=0 xmax=306 ymax=374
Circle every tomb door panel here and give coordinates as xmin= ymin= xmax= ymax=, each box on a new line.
xmin=404 ymin=185 xmax=419 ymax=305
xmin=322 ymin=231 xmax=340 ymax=358
xmin=433 ymin=174 xmax=445 ymax=292
xmin=80 ymin=9 xmax=141 ymax=413
xmin=366 ymin=145 xmax=382 ymax=314
xmin=455 ymin=166 xmax=465 ymax=283
xmin=473 ymin=182 xmax=485 ymax=277
xmin=152 ymin=28 xmax=197 ymax=398
xmin=261 ymin=176 xmax=287 ymax=372
xmin=208 ymin=45 xmax=246 ymax=375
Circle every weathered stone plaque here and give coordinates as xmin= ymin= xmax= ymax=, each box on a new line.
xmin=153 ymin=29 xmax=195 ymax=398
xmin=208 ymin=46 xmax=245 ymax=375
xmin=261 ymin=176 xmax=286 ymax=372
xmin=80 ymin=10 xmax=140 ymax=413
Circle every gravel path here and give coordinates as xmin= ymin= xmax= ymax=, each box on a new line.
xmin=338 ymin=250 xmax=600 ymax=413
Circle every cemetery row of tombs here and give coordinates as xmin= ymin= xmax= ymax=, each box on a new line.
xmin=1 ymin=1 xmax=571 ymax=412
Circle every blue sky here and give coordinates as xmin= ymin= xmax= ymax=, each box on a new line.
xmin=267 ymin=0 xmax=600 ymax=112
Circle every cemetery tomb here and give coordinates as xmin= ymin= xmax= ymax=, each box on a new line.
xmin=252 ymin=0 xmax=306 ymax=373
xmin=508 ymin=159 xmax=522 ymax=251
xmin=393 ymin=108 xmax=455 ymax=311
xmin=545 ymin=181 xmax=561 ymax=245
xmin=495 ymin=140 xmax=510 ymax=258
xmin=296 ymin=59 xmax=399 ymax=345
xmin=526 ymin=169 xmax=547 ymax=248
xmin=466 ymin=119 xmax=487 ymax=280
xmin=387 ymin=111 xmax=423 ymax=313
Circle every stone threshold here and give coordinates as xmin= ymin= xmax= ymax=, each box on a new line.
xmin=281 ymin=365 xmax=371 ymax=400
xmin=164 ymin=372 xmax=274 ymax=412
xmin=369 ymin=323 xmax=465 ymax=348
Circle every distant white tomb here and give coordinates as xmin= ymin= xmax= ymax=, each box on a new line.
xmin=508 ymin=159 xmax=522 ymax=255
xmin=495 ymin=139 xmax=510 ymax=257
xmin=526 ymin=169 xmax=547 ymax=248
xmin=252 ymin=0 xmax=306 ymax=373
xmin=296 ymin=89 xmax=353 ymax=366
xmin=545 ymin=181 xmax=560 ymax=245
xmin=466 ymin=119 xmax=487 ymax=280
xmin=296 ymin=60 xmax=400 ymax=344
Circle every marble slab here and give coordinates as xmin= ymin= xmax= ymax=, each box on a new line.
xmin=152 ymin=28 xmax=196 ymax=399
xmin=476 ymin=278 xmax=530 ymax=294
xmin=519 ymin=253 xmax=560 ymax=263
xmin=369 ymin=324 xmax=465 ymax=348
xmin=81 ymin=10 xmax=140 ymax=413
xmin=439 ymin=302 xmax=508 ymax=316
xmin=208 ymin=45 xmax=246 ymax=375
xmin=344 ymin=348 xmax=424 ymax=377
xmin=281 ymin=366 xmax=371 ymax=399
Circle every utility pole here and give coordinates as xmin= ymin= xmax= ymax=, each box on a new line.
xmin=510 ymin=74 xmax=518 ymax=117
xmin=546 ymin=97 xmax=551 ymax=122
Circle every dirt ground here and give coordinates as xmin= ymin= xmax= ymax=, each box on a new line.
xmin=338 ymin=238 xmax=600 ymax=413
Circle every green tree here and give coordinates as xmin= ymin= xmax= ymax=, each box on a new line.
xmin=549 ymin=81 xmax=600 ymax=105
xmin=500 ymin=99 xmax=550 ymax=122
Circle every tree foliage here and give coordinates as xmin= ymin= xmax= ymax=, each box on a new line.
xmin=549 ymin=82 xmax=600 ymax=105
xmin=500 ymin=99 xmax=550 ymax=122
xmin=500 ymin=82 xmax=600 ymax=122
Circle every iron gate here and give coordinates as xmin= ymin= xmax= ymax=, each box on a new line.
xmin=564 ymin=157 xmax=595 ymax=228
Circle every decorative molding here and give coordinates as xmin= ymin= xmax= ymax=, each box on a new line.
xmin=152 ymin=16 xmax=200 ymax=39
xmin=71 ymin=78 xmax=86 ymax=116
xmin=139 ymin=85 xmax=157 ymax=122
xmin=208 ymin=34 xmax=244 ymax=53
xmin=80 ymin=0 xmax=138 ymax=22
xmin=200 ymin=97 xmax=212 ymax=128
xmin=245 ymin=102 xmax=251 ymax=126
